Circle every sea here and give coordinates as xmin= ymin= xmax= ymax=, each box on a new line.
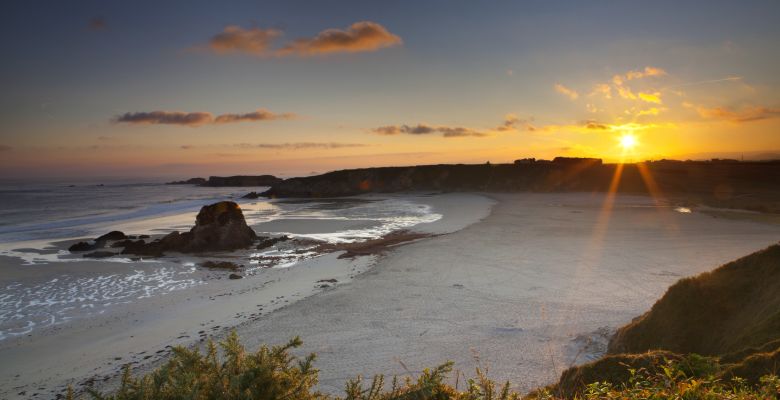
xmin=0 ymin=179 xmax=442 ymax=340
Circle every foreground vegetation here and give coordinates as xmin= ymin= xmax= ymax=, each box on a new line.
xmin=74 ymin=244 xmax=780 ymax=399
xmin=76 ymin=333 xmax=779 ymax=400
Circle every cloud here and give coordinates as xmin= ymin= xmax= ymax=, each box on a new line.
xmin=495 ymin=113 xmax=537 ymax=132
xmin=235 ymin=142 xmax=368 ymax=149
xmin=0 ymin=145 xmax=12 ymax=152
xmin=114 ymin=108 xmax=295 ymax=127
xmin=596 ymin=66 xmax=667 ymax=101
xmin=554 ymin=83 xmax=579 ymax=100
xmin=202 ymin=21 xmax=401 ymax=57
xmin=214 ymin=109 xmax=296 ymax=123
xmin=589 ymin=84 xmax=612 ymax=99
xmin=692 ymin=105 xmax=780 ymax=122
xmin=637 ymin=107 xmax=663 ymax=116
xmin=626 ymin=66 xmax=666 ymax=80
xmin=373 ymin=124 xmax=487 ymax=138
xmin=638 ymin=92 xmax=662 ymax=104
xmin=277 ymin=21 xmax=402 ymax=56
xmin=88 ymin=17 xmax=106 ymax=31
xmin=584 ymin=120 xmax=609 ymax=130
xmin=115 ymin=111 xmax=214 ymax=126
xmin=496 ymin=114 xmax=519 ymax=131
xmin=180 ymin=145 xmax=194 ymax=149
xmin=208 ymin=26 xmax=283 ymax=55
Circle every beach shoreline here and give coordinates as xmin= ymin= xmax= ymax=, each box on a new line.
xmin=0 ymin=192 xmax=494 ymax=399
xmin=2 ymin=192 xmax=779 ymax=398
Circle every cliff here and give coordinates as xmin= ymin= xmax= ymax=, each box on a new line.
xmin=260 ymin=160 xmax=780 ymax=213
xmin=608 ymin=243 xmax=780 ymax=357
xmin=542 ymin=243 xmax=780 ymax=398
xmin=202 ymin=175 xmax=283 ymax=187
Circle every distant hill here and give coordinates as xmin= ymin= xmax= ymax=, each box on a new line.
xmin=259 ymin=159 xmax=780 ymax=213
xmin=166 ymin=175 xmax=282 ymax=187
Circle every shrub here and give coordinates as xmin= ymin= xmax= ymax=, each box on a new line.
xmin=80 ymin=334 xmax=780 ymax=400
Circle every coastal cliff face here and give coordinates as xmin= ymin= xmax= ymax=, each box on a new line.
xmin=260 ymin=161 xmax=780 ymax=212
xmin=608 ymin=243 xmax=780 ymax=357
xmin=544 ymin=244 xmax=780 ymax=397
xmin=262 ymin=162 xmax=614 ymax=197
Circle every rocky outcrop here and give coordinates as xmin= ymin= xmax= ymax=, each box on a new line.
xmin=95 ymin=231 xmax=127 ymax=242
xmin=68 ymin=231 xmax=127 ymax=252
xmin=256 ymin=235 xmax=290 ymax=250
xmin=121 ymin=201 xmax=257 ymax=256
xmin=201 ymin=261 xmax=242 ymax=270
xmin=202 ymin=175 xmax=282 ymax=187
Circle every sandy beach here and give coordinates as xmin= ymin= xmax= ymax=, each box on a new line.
xmin=1 ymin=192 xmax=779 ymax=398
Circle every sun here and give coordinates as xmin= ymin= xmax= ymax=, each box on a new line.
xmin=619 ymin=133 xmax=638 ymax=151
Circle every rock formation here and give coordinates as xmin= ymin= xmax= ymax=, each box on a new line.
xmin=121 ymin=201 xmax=257 ymax=256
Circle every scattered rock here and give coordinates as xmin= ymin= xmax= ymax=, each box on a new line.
xmin=316 ymin=278 xmax=338 ymax=283
xmin=111 ymin=239 xmax=144 ymax=248
xmin=228 ymin=273 xmax=243 ymax=280
xmin=256 ymin=235 xmax=290 ymax=250
xmin=95 ymin=231 xmax=126 ymax=242
xmin=68 ymin=241 xmax=96 ymax=252
xmin=201 ymin=261 xmax=242 ymax=271
xmin=242 ymin=191 xmax=260 ymax=199
xmin=138 ymin=234 xmax=150 ymax=239
xmin=83 ymin=251 xmax=115 ymax=259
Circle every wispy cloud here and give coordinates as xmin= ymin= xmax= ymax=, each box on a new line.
xmin=235 ymin=142 xmax=368 ymax=149
xmin=214 ymin=109 xmax=296 ymax=123
xmin=494 ymin=113 xmax=537 ymax=132
xmin=554 ymin=83 xmax=579 ymax=100
xmin=277 ymin=21 xmax=402 ymax=56
xmin=115 ymin=111 xmax=214 ymax=126
xmin=690 ymin=104 xmax=780 ymax=122
xmin=373 ymin=124 xmax=487 ymax=138
xmin=114 ymin=109 xmax=296 ymax=127
xmin=638 ymin=92 xmax=662 ymax=104
xmin=201 ymin=21 xmax=401 ymax=57
xmin=584 ymin=120 xmax=609 ymax=130
xmin=208 ymin=26 xmax=282 ymax=55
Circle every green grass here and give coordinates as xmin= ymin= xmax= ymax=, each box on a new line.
xmin=609 ymin=244 xmax=780 ymax=357
xmin=75 ymin=333 xmax=779 ymax=400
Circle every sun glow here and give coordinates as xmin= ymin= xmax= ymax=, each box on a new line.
xmin=619 ymin=133 xmax=638 ymax=151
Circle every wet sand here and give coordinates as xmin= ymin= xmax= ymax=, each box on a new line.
xmin=0 ymin=193 xmax=492 ymax=399
xmin=2 ymin=192 xmax=779 ymax=398
xmin=227 ymin=193 xmax=780 ymax=393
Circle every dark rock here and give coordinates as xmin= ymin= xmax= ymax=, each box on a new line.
xmin=68 ymin=241 xmax=96 ymax=252
xmin=121 ymin=201 xmax=257 ymax=255
xmin=166 ymin=177 xmax=207 ymax=185
xmin=138 ymin=234 xmax=150 ymax=239
xmin=202 ymin=261 xmax=242 ymax=271
xmin=242 ymin=191 xmax=260 ymax=199
xmin=256 ymin=235 xmax=290 ymax=250
xmin=83 ymin=251 xmax=115 ymax=259
xmin=316 ymin=278 xmax=338 ymax=283
xmin=228 ymin=273 xmax=243 ymax=280
xmin=112 ymin=239 xmax=144 ymax=248
xmin=95 ymin=231 xmax=126 ymax=242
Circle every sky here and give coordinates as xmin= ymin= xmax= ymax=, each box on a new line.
xmin=1 ymin=0 xmax=779 ymax=179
